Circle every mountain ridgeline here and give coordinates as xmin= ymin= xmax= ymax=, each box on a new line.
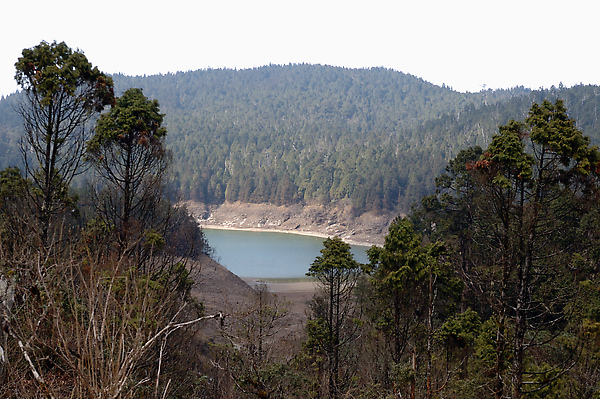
xmin=1 ymin=64 xmax=599 ymax=214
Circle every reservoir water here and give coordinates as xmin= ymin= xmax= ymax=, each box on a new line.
xmin=203 ymin=228 xmax=371 ymax=279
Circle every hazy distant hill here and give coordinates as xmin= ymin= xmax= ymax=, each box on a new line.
xmin=0 ymin=93 xmax=23 ymax=169
xmin=1 ymin=65 xmax=599 ymax=214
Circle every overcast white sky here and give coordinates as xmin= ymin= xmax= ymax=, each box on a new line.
xmin=1 ymin=0 xmax=598 ymax=97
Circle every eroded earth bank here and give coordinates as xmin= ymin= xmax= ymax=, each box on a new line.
xmin=184 ymin=201 xmax=395 ymax=247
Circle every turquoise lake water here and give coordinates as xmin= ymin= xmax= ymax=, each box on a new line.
xmin=203 ymin=228 xmax=371 ymax=278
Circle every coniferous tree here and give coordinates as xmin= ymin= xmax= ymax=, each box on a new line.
xmin=306 ymin=237 xmax=361 ymax=399
xmin=87 ymin=88 xmax=170 ymax=253
xmin=416 ymin=100 xmax=600 ymax=398
xmin=14 ymin=41 xmax=114 ymax=246
xmin=364 ymin=217 xmax=462 ymax=397
xmin=2 ymin=46 xmax=215 ymax=399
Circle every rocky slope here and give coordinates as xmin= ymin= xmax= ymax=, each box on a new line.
xmin=192 ymin=254 xmax=312 ymax=346
xmin=184 ymin=201 xmax=394 ymax=247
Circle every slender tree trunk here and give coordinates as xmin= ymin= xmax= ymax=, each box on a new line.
xmin=40 ymin=107 xmax=55 ymax=247
xmin=495 ymin=204 xmax=512 ymax=399
xmin=410 ymin=347 xmax=416 ymax=399
xmin=393 ymin=292 xmax=401 ymax=363
xmin=513 ymin=170 xmax=539 ymax=399
xmin=512 ymin=179 xmax=526 ymax=399
xmin=426 ymin=267 xmax=436 ymax=399
xmin=494 ymin=313 xmax=506 ymax=399
xmin=513 ymin=275 xmax=526 ymax=399
xmin=121 ymin=137 xmax=133 ymax=251
xmin=328 ymin=269 xmax=337 ymax=399
xmin=333 ymin=275 xmax=340 ymax=399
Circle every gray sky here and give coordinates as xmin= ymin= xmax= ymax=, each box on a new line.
xmin=1 ymin=0 xmax=598 ymax=97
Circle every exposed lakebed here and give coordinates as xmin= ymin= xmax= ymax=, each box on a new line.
xmin=203 ymin=228 xmax=371 ymax=278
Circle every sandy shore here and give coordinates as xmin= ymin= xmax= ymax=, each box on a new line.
xmin=201 ymin=223 xmax=377 ymax=248
xmin=242 ymin=278 xmax=318 ymax=321
xmin=185 ymin=201 xmax=390 ymax=247
xmin=242 ymin=278 xmax=318 ymax=293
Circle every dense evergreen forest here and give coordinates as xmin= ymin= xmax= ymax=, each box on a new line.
xmin=2 ymin=65 xmax=599 ymax=214
xmin=4 ymin=41 xmax=600 ymax=398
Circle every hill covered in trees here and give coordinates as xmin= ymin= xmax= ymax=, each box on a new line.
xmin=1 ymin=64 xmax=599 ymax=214
xmin=4 ymin=42 xmax=600 ymax=398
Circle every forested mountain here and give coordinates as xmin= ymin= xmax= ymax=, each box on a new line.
xmin=6 ymin=42 xmax=600 ymax=398
xmin=0 ymin=93 xmax=22 ymax=169
xmin=1 ymin=64 xmax=599 ymax=214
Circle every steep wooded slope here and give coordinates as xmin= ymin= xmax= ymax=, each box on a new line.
xmin=1 ymin=65 xmax=599 ymax=214
xmin=113 ymin=65 xmax=487 ymax=212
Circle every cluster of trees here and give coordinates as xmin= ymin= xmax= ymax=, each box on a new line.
xmin=2 ymin=65 xmax=600 ymax=215
xmin=2 ymin=41 xmax=600 ymax=399
xmin=112 ymin=65 xmax=480 ymax=214
xmin=0 ymin=41 xmax=212 ymax=398
xmin=409 ymin=98 xmax=600 ymax=398
xmin=308 ymin=99 xmax=600 ymax=398
xmin=194 ymin=99 xmax=600 ymax=398
xmin=113 ymin=68 xmax=600 ymax=214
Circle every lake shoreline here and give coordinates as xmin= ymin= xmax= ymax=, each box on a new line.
xmin=185 ymin=200 xmax=392 ymax=247
xmin=242 ymin=277 xmax=318 ymax=293
xmin=201 ymin=224 xmax=377 ymax=248
xmin=202 ymin=227 xmax=370 ymax=280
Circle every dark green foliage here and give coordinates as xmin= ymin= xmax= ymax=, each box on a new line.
xmin=106 ymin=70 xmax=600 ymax=214
xmin=0 ymin=167 xmax=27 ymax=203
xmin=14 ymin=41 xmax=115 ymax=246
xmin=438 ymin=309 xmax=481 ymax=350
xmin=307 ymin=237 xmax=361 ymax=280
xmin=162 ymin=204 xmax=212 ymax=259
xmin=415 ymin=99 xmax=600 ymax=398
xmin=14 ymin=41 xmax=114 ymax=111
xmin=6 ymin=50 xmax=600 ymax=397
xmin=87 ymin=88 xmax=170 ymax=253
xmin=117 ymin=66 xmax=482 ymax=213
xmin=358 ymin=217 xmax=464 ymax=397
xmin=88 ymin=88 xmax=166 ymax=153
xmin=0 ymin=167 xmax=31 ymax=251
xmin=3 ymin=66 xmax=600 ymax=214
xmin=306 ymin=237 xmax=361 ymax=399
xmin=0 ymin=44 xmax=215 ymax=398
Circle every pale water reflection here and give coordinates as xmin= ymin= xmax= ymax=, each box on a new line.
xmin=203 ymin=228 xmax=371 ymax=278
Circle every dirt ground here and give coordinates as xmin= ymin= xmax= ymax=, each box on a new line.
xmin=192 ymin=256 xmax=317 ymax=338
xmin=183 ymin=200 xmax=393 ymax=247
xmin=192 ymin=255 xmax=256 ymax=315
xmin=185 ymin=200 xmax=384 ymax=333
xmin=244 ymin=278 xmax=318 ymax=324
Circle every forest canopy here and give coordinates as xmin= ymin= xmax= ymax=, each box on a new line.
xmin=3 ymin=43 xmax=600 ymax=398
xmin=1 ymin=64 xmax=599 ymax=214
